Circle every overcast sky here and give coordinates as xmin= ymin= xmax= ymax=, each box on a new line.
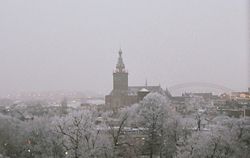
xmin=0 ymin=0 xmax=248 ymax=95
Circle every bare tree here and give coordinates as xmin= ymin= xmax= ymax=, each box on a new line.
xmin=55 ymin=109 xmax=109 ymax=158
xmin=103 ymin=104 xmax=140 ymax=158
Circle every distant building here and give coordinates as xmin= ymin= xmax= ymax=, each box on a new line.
xmin=183 ymin=92 xmax=213 ymax=101
xmin=105 ymin=49 xmax=169 ymax=109
xmin=230 ymin=91 xmax=250 ymax=105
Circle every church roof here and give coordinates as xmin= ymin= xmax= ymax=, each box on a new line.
xmin=127 ymin=86 xmax=165 ymax=96
xmin=108 ymin=85 xmax=171 ymax=97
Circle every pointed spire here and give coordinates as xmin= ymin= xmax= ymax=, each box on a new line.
xmin=116 ymin=49 xmax=125 ymax=72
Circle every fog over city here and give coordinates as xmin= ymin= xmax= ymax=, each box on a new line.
xmin=1 ymin=1 xmax=250 ymax=158
xmin=0 ymin=0 xmax=248 ymax=95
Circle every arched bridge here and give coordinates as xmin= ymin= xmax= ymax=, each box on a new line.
xmin=168 ymin=82 xmax=234 ymax=93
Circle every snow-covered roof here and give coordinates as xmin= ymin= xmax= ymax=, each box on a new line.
xmin=139 ymin=88 xmax=149 ymax=92
xmin=128 ymin=86 xmax=164 ymax=96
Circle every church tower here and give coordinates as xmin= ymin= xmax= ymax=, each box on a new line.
xmin=105 ymin=48 xmax=167 ymax=108
xmin=113 ymin=49 xmax=128 ymax=95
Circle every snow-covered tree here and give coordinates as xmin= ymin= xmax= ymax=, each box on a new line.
xmin=55 ymin=109 xmax=110 ymax=158
xmin=135 ymin=93 xmax=181 ymax=158
xmin=102 ymin=103 xmax=140 ymax=158
xmin=177 ymin=116 xmax=250 ymax=158
xmin=0 ymin=114 xmax=26 ymax=158
xmin=22 ymin=117 xmax=64 ymax=158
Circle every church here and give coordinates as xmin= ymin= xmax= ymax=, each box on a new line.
xmin=105 ymin=49 xmax=171 ymax=108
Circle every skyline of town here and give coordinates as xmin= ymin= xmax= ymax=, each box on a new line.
xmin=0 ymin=48 xmax=249 ymax=99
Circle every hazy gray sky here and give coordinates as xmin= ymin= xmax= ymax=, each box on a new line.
xmin=0 ymin=0 xmax=248 ymax=95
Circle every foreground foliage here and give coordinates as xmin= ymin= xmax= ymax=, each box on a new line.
xmin=0 ymin=93 xmax=249 ymax=158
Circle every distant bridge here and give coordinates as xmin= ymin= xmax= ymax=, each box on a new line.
xmin=168 ymin=82 xmax=234 ymax=93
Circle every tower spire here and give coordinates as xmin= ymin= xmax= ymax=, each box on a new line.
xmin=116 ymin=49 xmax=125 ymax=72
xmin=113 ymin=49 xmax=128 ymax=93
